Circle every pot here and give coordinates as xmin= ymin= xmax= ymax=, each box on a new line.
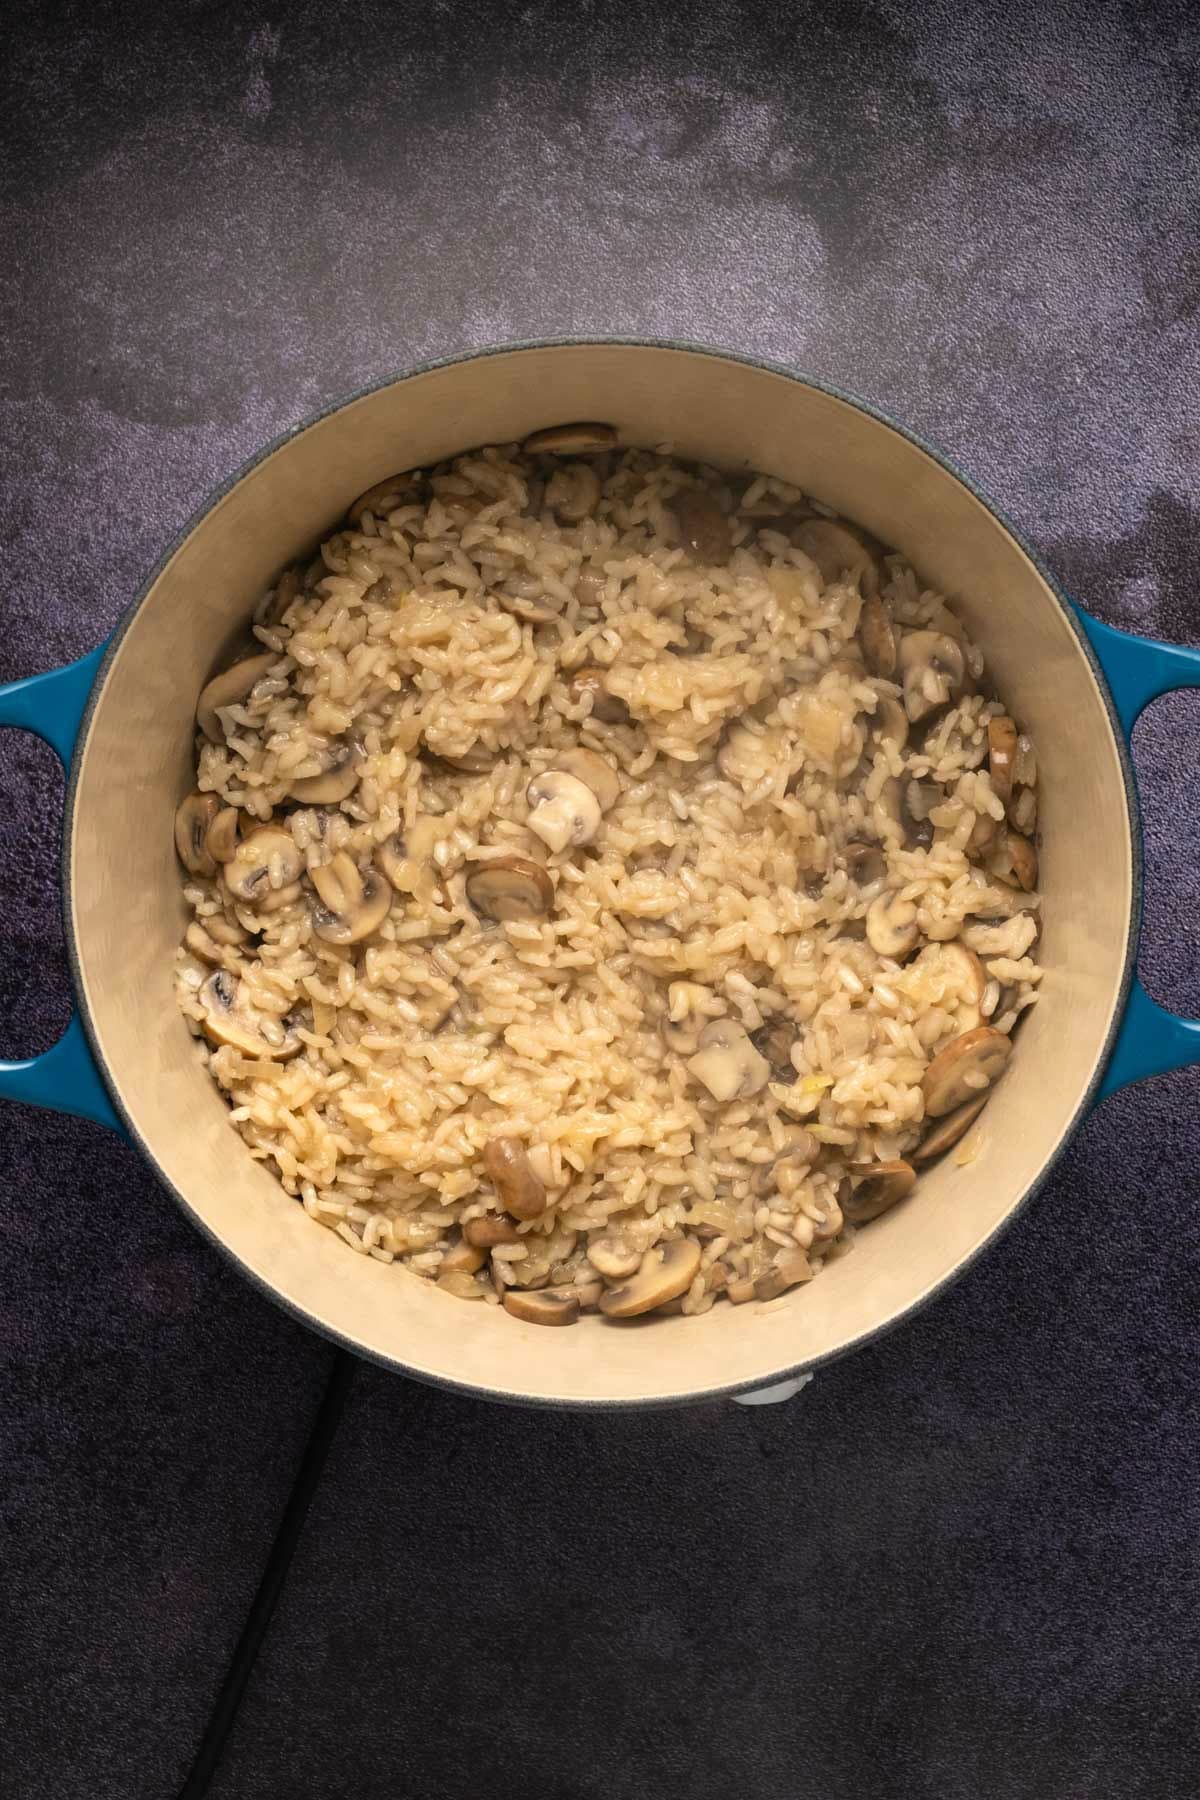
xmin=2 ymin=340 xmax=1198 ymax=1408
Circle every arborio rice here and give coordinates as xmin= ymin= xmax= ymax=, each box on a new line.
xmin=173 ymin=426 xmax=1042 ymax=1327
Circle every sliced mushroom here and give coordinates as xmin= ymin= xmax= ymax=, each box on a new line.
xmin=436 ymin=743 xmax=497 ymax=774
xmin=750 ymin=1017 xmax=799 ymax=1082
xmin=860 ymin=596 xmax=897 ymax=676
xmin=842 ymin=1159 xmax=916 ymax=1224
xmin=898 ymin=631 xmax=965 ymax=723
xmin=463 ymin=1213 xmax=522 ymax=1248
xmin=913 ymin=1093 xmax=989 ymax=1164
xmin=525 ymin=770 xmax=603 ymax=853
xmin=661 ymin=982 xmax=717 ymax=1055
xmin=175 ymin=793 xmax=220 ymax=878
xmin=483 ymin=1137 xmax=547 ymax=1221
xmin=992 ymin=828 xmax=1038 ymax=892
xmin=844 ymin=840 xmax=886 ymax=886
xmin=523 ymin=422 xmax=617 ymax=455
xmin=198 ymin=970 xmax=301 ymax=1060
xmin=793 ymin=519 xmax=882 ymax=597
xmin=308 ymin=853 xmax=392 ymax=945
xmin=196 ymin=653 xmax=278 ymax=743
xmin=673 ymin=488 xmax=732 ymax=563
xmin=553 ymin=747 xmax=621 ymax=814
xmin=205 ymin=806 xmax=240 ymax=863
xmin=686 ymin=1018 xmax=771 ymax=1102
xmin=988 ymin=715 xmax=1018 ymax=805
xmin=568 ymin=666 xmax=630 ymax=724
xmin=598 ymin=1238 xmax=702 ymax=1318
xmin=503 ymin=1289 xmax=580 ymax=1326
xmin=587 ymin=1235 xmax=642 ymax=1282
xmin=871 ymin=695 xmax=909 ymax=752
xmin=921 ymin=1025 xmax=1013 ymax=1116
xmin=497 ymin=585 xmax=563 ymax=625
xmin=290 ymin=741 xmax=360 ymax=804
xmin=727 ymin=1276 xmax=757 ymax=1305
xmin=205 ymin=913 xmax=250 ymax=948
xmin=377 ymin=817 xmax=441 ymax=902
xmin=223 ymin=826 xmax=304 ymax=906
xmin=184 ymin=922 xmax=227 ymax=966
xmin=465 ymin=855 xmax=554 ymax=922
xmin=347 ymin=470 xmax=420 ymax=525
xmin=866 ymin=891 xmax=920 ymax=958
xmin=546 ymin=462 xmax=601 ymax=522
xmin=441 ymin=1235 xmax=486 ymax=1276
xmin=754 ymin=1249 xmax=815 ymax=1301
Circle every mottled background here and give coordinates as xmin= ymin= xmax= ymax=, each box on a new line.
xmin=2 ymin=1 xmax=1198 ymax=1796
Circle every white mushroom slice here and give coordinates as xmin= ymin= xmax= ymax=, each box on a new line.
xmin=866 ymin=891 xmax=920 ymax=958
xmin=546 ymin=462 xmax=601 ymax=522
xmin=347 ymin=470 xmax=420 ymax=525
xmin=205 ymin=807 xmax=240 ymax=864
xmin=898 ymin=631 xmax=965 ymax=722
xmin=184 ymin=922 xmax=227 ymax=967
xmin=988 ymin=715 xmax=1018 ymax=804
xmin=309 ymin=853 xmax=392 ymax=945
xmin=913 ymin=1093 xmax=989 ymax=1164
xmin=587 ymin=1235 xmax=642 ymax=1281
xmin=463 ymin=1213 xmax=522 ymax=1248
xmin=198 ymin=970 xmax=301 ymax=1061
xmin=871 ymin=695 xmax=909 ymax=752
xmin=522 ymin=422 xmax=617 ymax=455
xmin=598 ymin=1239 xmax=702 ymax=1318
xmin=793 ymin=519 xmax=882 ymax=597
xmin=440 ymin=1235 xmax=487 ymax=1276
xmin=686 ymin=1019 xmax=771 ymax=1102
xmin=196 ymin=653 xmax=278 ymax=743
xmin=568 ymin=666 xmax=630 ymax=724
xmin=991 ymin=828 xmax=1038 ymax=892
xmin=174 ymin=793 xmax=220 ymax=878
xmin=223 ymin=826 xmax=304 ymax=906
xmin=673 ymin=488 xmax=733 ymax=563
xmin=465 ymin=855 xmax=554 ymax=922
xmin=860 ymin=596 xmax=897 ymax=676
xmin=842 ymin=1160 xmax=917 ymax=1224
xmin=377 ymin=818 xmax=442 ymax=902
xmin=525 ymin=770 xmax=603 ymax=853
xmin=483 ymin=1137 xmax=547 ymax=1221
xmin=205 ymin=913 xmax=249 ymax=948
xmin=290 ymin=742 xmax=360 ymax=804
xmin=922 ymin=1026 xmax=1012 ymax=1116
xmin=503 ymin=1288 xmax=581 ymax=1326
xmin=754 ymin=1249 xmax=815 ymax=1301
xmin=552 ymin=747 xmax=621 ymax=814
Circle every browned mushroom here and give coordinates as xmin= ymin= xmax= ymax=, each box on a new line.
xmin=992 ymin=828 xmax=1038 ymax=892
xmin=308 ymin=854 xmax=392 ymax=945
xmin=497 ymin=584 xmax=563 ymax=625
xmin=223 ymin=826 xmax=304 ymax=907
xmin=440 ymin=1235 xmax=487 ymax=1276
xmin=844 ymin=841 xmax=886 ymax=886
xmin=598 ymin=1239 xmax=702 ymax=1318
xmin=196 ymin=653 xmax=278 ymax=743
xmin=347 ymin=470 xmax=420 ymax=526
xmin=912 ymin=1093 xmax=989 ymax=1163
xmin=860 ymin=595 xmax=897 ymax=676
xmin=871 ymin=696 xmax=909 ymax=753
xmin=184 ymin=922 xmax=227 ymax=967
xmin=437 ymin=743 xmax=497 ymax=774
xmin=175 ymin=793 xmax=220 ymax=878
xmin=686 ymin=1018 xmax=771 ymax=1102
xmin=523 ymin=422 xmax=617 ymax=455
xmin=842 ymin=1160 xmax=916 ymax=1224
xmin=198 ymin=970 xmax=301 ymax=1060
xmin=554 ymin=747 xmax=621 ymax=813
xmin=866 ymin=891 xmax=920 ymax=958
xmin=568 ymin=666 xmax=630 ymax=724
xmin=205 ymin=806 xmax=240 ymax=864
xmin=727 ymin=1276 xmax=758 ymax=1305
xmin=205 ymin=913 xmax=250 ymax=948
xmin=502 ymin=1289 xmax=580 ymax=1326
xmin=754 ymin=1248 xmax=815 ymax=1300
xmin=750 ymin=1017 xmax=800 ymax=1082
xmin=793 ymin=519 xmax=882 ymax=597
xmin=898 ymin=631 xmax=965 ymax=723
xmin=483 ymin=1137 xmax=547 ymax=1221
xmin=463 ymin=1213 xmax=522 ymax=1248
xmin=587 ymin=1235 xmax=642 ymax=1281
xmin=921 ymin=1026 xmax=1012 ymax=1116
xmin=673 ymin=488 xmax=732 ymax=563
xmin=988 ymin=715 xmax=1018 ymax=805
xmin=290 ymin=741 xmax=360 ymax=804
xmin=465 ymin=855 xmax=554 ymax=922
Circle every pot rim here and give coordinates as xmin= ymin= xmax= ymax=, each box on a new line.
xmin=60 ymin=336 xmax=1141 ymax=1409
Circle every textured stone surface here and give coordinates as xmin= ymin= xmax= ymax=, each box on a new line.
xmin=1 ymin=1 xmax=1197 ymax=1795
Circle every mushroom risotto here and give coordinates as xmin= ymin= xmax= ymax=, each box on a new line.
xmin=174 ymin=426 xmax=1042 ymax=1327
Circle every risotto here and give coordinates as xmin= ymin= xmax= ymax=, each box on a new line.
xmin=173 ymin=424 xmax=1041 ymax=1327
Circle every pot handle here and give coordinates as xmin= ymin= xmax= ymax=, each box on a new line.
xmin=1074 ymin=607 xmax=1200 ymax=1100
xmin=0 ymin=648 xmax=125 ymax=1135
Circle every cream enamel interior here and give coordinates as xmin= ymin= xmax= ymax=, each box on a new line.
xmin=68 ymin=344 xmax=1132 ymax=1406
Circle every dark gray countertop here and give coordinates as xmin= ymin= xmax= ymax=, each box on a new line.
xmin=2 ymin=2 xmax=1198 ymax=1795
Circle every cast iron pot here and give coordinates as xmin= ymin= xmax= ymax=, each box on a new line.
xmin=2 ymin=341 xmax=1198 ymax=1408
